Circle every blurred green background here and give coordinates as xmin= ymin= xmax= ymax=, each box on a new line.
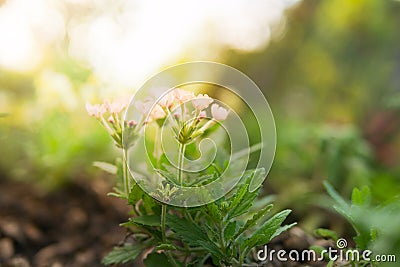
xmin=1 ymin=0 xmax=400 ymax=265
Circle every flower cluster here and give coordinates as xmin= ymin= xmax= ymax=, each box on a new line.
xmin=86 ymin=89 xmax=229 ymax=148
xmin=86 ymin=97 xmax=137 ymax=148
xmin=134 ymin=89 xmax=229 ymax=145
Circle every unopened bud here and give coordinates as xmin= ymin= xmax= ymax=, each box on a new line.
xmin=108 ymin=116 xmax=115 ymax=124
xmin=128 ymin=120 xmax=137 ymax=127
xmin=198 ymin=111 xmax=207 ymax=119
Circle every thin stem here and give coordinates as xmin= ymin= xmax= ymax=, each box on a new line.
xmin=161 ymin=204 xmax=180 ymax=267
xmin=123 ymin=148 xmax=130 ymax=198
xmin=177 ymin=143 xmax=186 ymax=185
xmin=161 ymin=204 xmax=167 ymax=242
xmin=154 ymin=125 xmax=160 ymax=160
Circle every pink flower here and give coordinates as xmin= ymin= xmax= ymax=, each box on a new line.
xmin=105 ymin=98 xmax=130 ymax=114
xmin=158 ymin=91 xmax=175 ymax=108
xmin=135 ymin=99 xmax=166 ymax=121
xmin=211 ymin=104 xmax=229 ymax=121
xmin=173 ymin=89 xmax=195 ymax=103
xmin=86 ymin=102 xmax=106 ymax=118
xmin=192 ymin=94 xmax=213 ymax=110
xmin=135 ymin=99 xmax=153 ymax=115
xmin=150 ymin=104 xmax=166 ymax=120
xmin=198 ymin=111 xmax=207 ymax=119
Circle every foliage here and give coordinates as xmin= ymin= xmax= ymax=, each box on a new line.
xmin=103 ymin=163 xmax=294 ymax=267
xmin=88 ymin=92 xmax=295 ymax=266
xmin=313 ymin=182 xmax=400 ymax=266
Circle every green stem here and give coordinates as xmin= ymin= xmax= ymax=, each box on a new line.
xmin=161 ymin=204 xmax=167 ymax=243
xmin=123 ymin=148 xmax=130 ymax=198
xmin=177 ymin=143 xmax=186 ymax=185
xmin=161 ymin=204 xmax=180 ymax=267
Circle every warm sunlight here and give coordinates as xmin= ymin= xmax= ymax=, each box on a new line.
xmin=0 ymin=0 xmax=297 ymax=86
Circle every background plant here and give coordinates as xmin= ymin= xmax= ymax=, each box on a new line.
xmin=312 ymin=182 xmax=400 ymax=267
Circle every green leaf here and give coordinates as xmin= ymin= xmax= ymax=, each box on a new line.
xmin=324 ymin=181 xmax=350 ymax=213
xmin=227 ymin=190 xmax=258 ymax=220
xmin=93 ymin=161 xmax=117 ymax=174
xmin=131 ymin=215 xmax=161 ymax=227
xmin=144 ymin=252 xmax=176 ymax=267
xmin=224 ymin=221 xmax=238 ymax=241
xmin=167 ymin=215 xmax=220 ymax=257
xmin=102 ymin=244 xmax=143 ymax=265
xmin=354 ymin=233 xmax=371 ymax=250
xmin=234 ymin=204 xmax=273 ymax=239
xmin=205 ymin=202 xmax=222 ymax=222
xmin=242 ymin=209 xmax=292 ymax=252
xmin=249 ymin=168 xmax=266 ymax=192
xmin=228 ymin=182 xmax=249 ymax=211
xmin=272 ymin=223 xmax=297 ymax=240
xmin=351 ymin=186 xmax=371 ymax=206
xmin=314 ymin=228 xmax=339 ymax=241
xmin=166 ymin=215 xmax=208 ymax=246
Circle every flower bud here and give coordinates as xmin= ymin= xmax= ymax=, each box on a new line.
xmin=128 ymin=120 xmax=137 ymax=127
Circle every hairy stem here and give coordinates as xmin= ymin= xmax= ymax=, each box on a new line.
xmin=161 ymin=204 xmax=167 ymax=243
xmin=161 ymin=204 xmax=180 ymax=267
xmin=177 ymin=143 xmax=186 ymax=185
xmin=123 ymin=148 xmax=130 ymax=198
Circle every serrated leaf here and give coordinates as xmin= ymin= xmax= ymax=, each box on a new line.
xmin=167 ymin=215 xmax=219 ymax=257
xmin=166 ymin=215 xmax=208 ymax=246
xmin=102 ymin=244 xmax=143 ymax=265
xmin=197 ymin=240 xmax=223 ymax=258
xmin=227 ymin=190 xmax=258 ymax=220
xmin=224 ymin=221 xmax=237 ymax=241
xmin=272 ymin=223 xmax=297 ymax=240
xmin=93 ymin=161 xmax=117 ymax=174
xmin=351 ymin=186 xmax=371 ymax=206
xmin=205 ymin=202 xmax=222 ymax=222
xmin=314 ymin=228 xmax=339 ymax=241
xmin=234 ymin=204 xmax=273 ymax=239
xmin=144 ymin=252 xmax=176 ymax=267
xmin=241 ymin=209 xmax=292 ymax=252
xmin=228 ymin=182 xmax=249 ymax=211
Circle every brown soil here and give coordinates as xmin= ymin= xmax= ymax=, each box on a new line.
xmin=0 ymin=178 xmax=128 ymax=267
